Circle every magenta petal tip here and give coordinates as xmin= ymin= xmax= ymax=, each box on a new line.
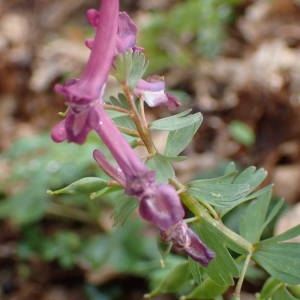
xmin=51 ymin=120 xmax=67 ymax=143
xmin=184 ymin=228 xmax=215 ymax=266
xmin=86 ymin=9 xmax=100 ymax=28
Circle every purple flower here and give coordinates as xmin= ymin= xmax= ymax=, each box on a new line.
xmin=85 ymin=9 xmax=138 ymax=55
xmin=52 ymin=0 xmax=214 ymax=266
xmin=134 ymin=77 xmax=181 ymax=108
xmin=161 ymin=221 xmax=215 ymax=266
xmin=51 ymin=0 xmax=119 ymax=144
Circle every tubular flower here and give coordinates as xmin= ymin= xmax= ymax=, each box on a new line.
xmin=134 ymin=77 xmax=181 ymax=108
xmin=52 ymin=0 xmax=214 ymax=266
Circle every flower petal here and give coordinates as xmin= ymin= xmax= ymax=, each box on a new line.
xmin=134 ymin=78 xmax=181 ymax=107
xmin=116 ymin=12 xmax=137 ymax=55
xmin=184 ymin=227 xmax=215 ymax=266
xmin=161 ymin=221 xmax=215 ymax=266
xmin=86 ymin=9 xmax=100 ymax=28
xmin=51 ymin=120 xmax=67 ymax=143
xmin=85 ymin=38 xmax=94 ymax=49
xmin=138 ymin=184 xmax=185 ymax=231
xmin=93 ymin=149 xmax=126 ymax=186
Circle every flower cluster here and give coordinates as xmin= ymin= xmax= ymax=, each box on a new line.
xmin=52 ymin=0 xmax=215 ymax=266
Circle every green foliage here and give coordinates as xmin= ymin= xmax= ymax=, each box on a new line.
xmin=253 ymin=226 xmax=300 ymax=285
xmin=79 ymin=220 xmax=161 ymax=274
xmin=49 ymin=177 xmax=109 ymax=195
xmin=5 ymin=132 xmax=300 ymax=299
xmin=148 ymin=261 xmax=191 ymax=296
xmin=140 ymin=0 xmax=241 ymax=72
xmin=185 ymin=277 xmax=228 ymax=299
xmin=150 ymin=109 xmax=202 ymax=131
xmin=112 ymin=194 xmax=138 ymax=226
xmin=146 ymin=154 xmax=175 ymax=183
xmin=193 ymin=220 xmax=240 ymax=286
xmin=228 ymin=120 xmax=255 ymax=146
xmin=18 ymin=226 xmax=81 ymax=268
xmin=18 ymin=220 xmax=161 ymax=274
xmin=239 ymin=191 xmax=284 ymax=243
xmin=113 ymin=51 xmax=149 ymax=88
xmin=259 ymin=277 xmax=300 ymax=300
xmin=0 ymin=134 xmax=101 ymax=224
xmin=150 ymin=109 xmax=203 ymax=155
xmin=188 ymin=163 xmax=268 ymax=215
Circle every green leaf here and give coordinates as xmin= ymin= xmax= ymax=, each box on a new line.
xmin=128 ymin=51 xmax=149 ymax=88
xmin=254 ymin=236 xmax=300 ymax=284
xmin=112 ymin=195 xmax=138 ymax=226
xmin=228 ymin=120 xmax=255 ymax=146
xmin=113 ymin=51 xmax=148 ymax=88
xmin=288 ymin=285 xmax=300 ymax=298
xmin=239 ymin=188 xmax=272 ymax=243
xmin=261 ymin=225 xmax=300 ymax=244
xmin=234 ymin=166 xmax=267 ymax=191
xmin=0 ymin=183 xmax=49 ymax=224
xmin=258 ymin=277 xmax=283 ymax=300
xmin=188 ymin=165 xmax=268 ymax=215
xmin=272 ymin=286 xmax=300 ymax=300
xmin=148 ymin=262 xmax=190 ymax=296
xmin=42 ymin=231 xmax=81 ymax=268
xmin=188 ymin=257 xmax=203 ymax=284
xmin=90 ymin=185 xmax=123 ymax=200
xmin=165 ymin=120 xmax=201 ymax=156
xmin=150 ymin=109 xmax=202 ymax=131
xmin=262 ymin=198 xmax=284 ymax=230
xmin=193 ymin=220 xmax=240 ymax=286
xmin=189 ymin=182 xmax=251 ymax=211
xmin=108 ymin=93 xmax=129 ymax=110
xmin=48 ymin=177 xmax=109 ymax=195
xmin=185 ymin=277 xmax=228 ymax=299
xmin=146 ymin=154 xmax=175 ymax=183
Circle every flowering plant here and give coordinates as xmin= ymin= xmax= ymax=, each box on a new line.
xmin=49 ymin=0 xmax=300 ymax=299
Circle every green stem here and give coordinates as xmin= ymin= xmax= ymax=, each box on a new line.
xmin=47 ymin=202 xmax=97 ymax=225
xmin=117 ymin=126 xmax=139 ymax=137
xmin=169 ymin=177 xmax=219 ymax=220
xmin=103 ymin=104 xmax=130 ymax=114
xmin=180 ymin=192 xmax=253 ymax=253
xmin=233 ymin=253 xmax=252 ymax=299
xmin=122 ymin=83 xmax=157 ymax=155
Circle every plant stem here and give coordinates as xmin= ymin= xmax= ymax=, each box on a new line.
xmin=233 ymin=253 xmax=252 ymax=299
xmin=117 ymin=126 xmax=139 ymax=137
xmin=122 ymin=83 xmax=156 ymax=155
xmin=47 ymin=202 xmax=97 ymax=225
xmin=122 ymin=82 xmax=253 ymax=262
xmin=180 ymin=192 xmax=253 ymax=253
xmin=170 ymin=177 xmax=219 ymax=220
xmin=103 ymin=104 xmax=130 ymax=114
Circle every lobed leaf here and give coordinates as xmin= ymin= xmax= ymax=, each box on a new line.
xmin=150 ymin=109 xmax=202 ymax=131
xmin=165 ymin=120 xmax=201 ymax=156
xmin=146 ymin=154 xmax=175 ymax=183
xmin=254 ymin=234 xmax=300 ymax=285
xmin=239 ymin=187 xmax=273 ymax=243
xmin=188 ymin=164 xmax=268 ymax=216
xmin=148 ymin=261 xmax=190 ymax=296
xmin=113 ymin=51 xmax=149 ymax=88
xmin=258 ymin=277 xmax=283 ymax=300
xmin=112 ymin=195 xmax=138 ymax=226
xmin=185 ymin=277 xmax=228 ymax=299
xmin=48 ymin=177 xmax=109 ymax=195
xmin=188 ymin=257 xmax=203 ymax=285
xmin=193 ymin=220 xmax=240 ymax=286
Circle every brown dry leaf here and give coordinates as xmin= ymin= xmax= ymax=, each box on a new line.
xmin=273 ymin=164 xmax=300 ymax=203
xmin=275 ymin=202 xmax=300 ymax=242
xmin=30 ymin=39 xmax=89 ymax=92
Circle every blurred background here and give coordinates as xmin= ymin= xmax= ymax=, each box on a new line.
xmin=1 ymin=0 xmax=300 ymax=299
